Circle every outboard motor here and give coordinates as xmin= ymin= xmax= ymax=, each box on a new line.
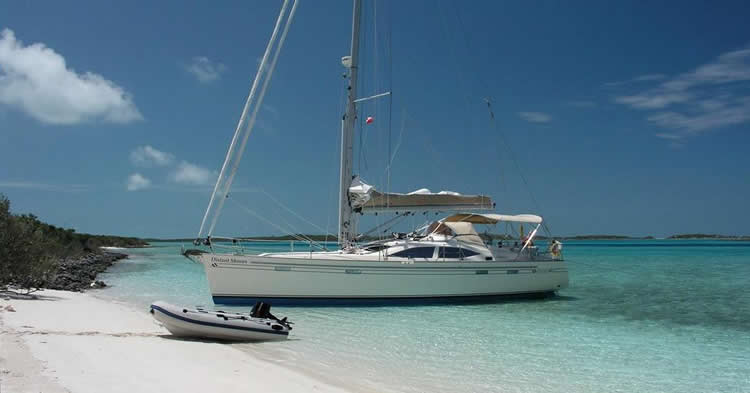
xmin=250 ymin=301 xmax=292 ymax=329
xmin=250 ymin=302 xmax=272 ymax=318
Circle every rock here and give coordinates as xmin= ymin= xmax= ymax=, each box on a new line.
xmin=4 ymin=305 xmax=16 ymax=312
xmin=47 ymin=251 xmax=127 ymax=292
xmin=89 ymin=280 xmax=107 ymax=289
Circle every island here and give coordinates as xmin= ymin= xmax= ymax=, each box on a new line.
xmin=1 ymin=194 xmax=148 ymax=294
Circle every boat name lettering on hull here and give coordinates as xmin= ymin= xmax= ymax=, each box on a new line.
xmin=211 ymin=256 xmax=249 ymax=265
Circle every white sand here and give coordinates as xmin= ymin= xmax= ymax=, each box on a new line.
xmin=0 ymin=290 xmax=351 ymax=393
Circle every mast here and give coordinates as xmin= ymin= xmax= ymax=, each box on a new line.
xmin=338 ymin=0 xmax=362 ymax=249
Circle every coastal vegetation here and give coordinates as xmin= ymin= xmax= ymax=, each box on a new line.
xmin=0 ymin=194 xmax=147 ymax=293
xmin=668 ymin=233 xmax=750 ymax=240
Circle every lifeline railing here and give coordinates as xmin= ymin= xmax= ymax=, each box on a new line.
xmin=196 ymin=236 xmax=334 ymax=255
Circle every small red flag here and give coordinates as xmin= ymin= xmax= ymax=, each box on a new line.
xmin=366 ymin=116 xmax=374 ymax=124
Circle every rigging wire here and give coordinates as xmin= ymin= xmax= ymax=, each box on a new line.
xmin=273 ymin=208 xmax=318 ymax=246
xmin=386 ymin=107 xmax=407 ymax=176
xmin=444 ymin=0 xmax=553 ymax=237
xmin=326 ymin=67 xmax=351 ymax=246
xmin=198 ymin=0 xmax=292 ymax=240
xmin=372 ymin=0 xmax=378 ymax=182
xmin=437 ymin=0 xmax=478 ymax=135
xmin=357 ymin=212 xmax=410 ymax=240
xmin=260 ymin=189 xmax=336 ymax=240
xmin=228 ymin=198 xmax=327 ymax=251
xmin=484 ymin=98 xmax=507 ymax=196
xmin=384 ymin=0 xmax=394 ymax=202
xmin=357 ymin=0 xmax=369 ymax=175
xmin=484 ymin=99 xmax=553 ymax=237
xmin=200 ymin=0 xmax=299 ymax=239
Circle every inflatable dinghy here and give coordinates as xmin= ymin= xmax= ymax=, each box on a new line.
xmin=150 ymin=301 xmax=292 ymax=341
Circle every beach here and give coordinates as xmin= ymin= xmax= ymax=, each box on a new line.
xmin=0 ymin=290 xmax=351 ymax=393
xmin=2 ymin=241 xmax=749 ymax=393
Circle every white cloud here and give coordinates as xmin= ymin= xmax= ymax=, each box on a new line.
xmin=170 ymin=161 xmax=217 ymax=186
xmin=518 ymin=111 xmax=551 ymax=123
xmin=0 ymin=28 xmax=142 ymax=125
xmin=126 ymin=173 xmax=151 ymax=191
xmin=567 ymin=100 xmax=597 ymax=108
xmin=604 ymin=73 xmax=666 ymax=87
xmin=0 ymin=181 xmax=89 ymax=192
xmin=184 ymin=56 xmax=226 ymax=83
xmin=632 ymin=73 xmax=666 ymax=82
xmin=615 ymin=92 xmax=692 ymax=109
xmin=613 ymin=45 xmax=750 ymax=139
xmin=130 ymin=145 xmax=174 ymax=167
xmin=647 ymin=97 xmax=750 ymax=134
xmin=668 ymin=48 xmax=750 ymax=89
xmin=655 ymin=132 xmax=682 ymax=140
xmin=126 ymin=146 xmax=215 ymax=188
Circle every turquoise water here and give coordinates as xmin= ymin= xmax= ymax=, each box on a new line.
xmin=98 ymin=241 xmax=750 ymax=393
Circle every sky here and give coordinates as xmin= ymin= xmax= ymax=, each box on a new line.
xmin=1 ymin=0 xmax=749 ymax=238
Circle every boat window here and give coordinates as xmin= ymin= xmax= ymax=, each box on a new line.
xmin=439 ymin=247 xmax=479 ymax=259
xmin=364 ymin=244 xmax=390 ymax=252
xmin=390 ymin=247 xmax=435 ymax=259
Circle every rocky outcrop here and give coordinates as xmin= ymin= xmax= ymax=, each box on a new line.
xmin=47 ymin=252 xmax=128 ymax=292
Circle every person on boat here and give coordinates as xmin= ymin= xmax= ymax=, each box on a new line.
xmin=548 ymin=239 xmax=562 ymax=257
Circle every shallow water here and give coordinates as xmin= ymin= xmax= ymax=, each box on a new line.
xmin=98 ymin=240 xmax=750 ymax=393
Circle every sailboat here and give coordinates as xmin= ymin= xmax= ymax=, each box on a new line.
xmin=186 ymin=0 xmax=569 ymax=305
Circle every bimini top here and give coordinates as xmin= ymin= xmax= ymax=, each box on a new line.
xmin=442 ymin=213 xmax=543 ymax=224
xmin=349 ymin=177 xmax=493 ymax=213
xmin=426 ymin=221 xmax=485 ymax=246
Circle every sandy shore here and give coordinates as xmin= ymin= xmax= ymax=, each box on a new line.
xmin=0 ymin=290 xmax=351 ymax=393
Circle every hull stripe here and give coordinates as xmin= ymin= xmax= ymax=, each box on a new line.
xmin=210 ymin=265 xmax=539 ymax=275
xmin=212 ymin=291 xmax=556 ymax=306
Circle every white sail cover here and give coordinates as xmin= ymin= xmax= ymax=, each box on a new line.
xmin=349 ymin=178 xmax=493 ymax=213
xmin=442 ymin=213 xmax=543 ymax=224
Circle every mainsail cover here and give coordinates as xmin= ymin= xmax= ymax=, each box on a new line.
xmin=442 ymin=213 xmax=543 ymax=224
xmin=349 ymin=178 xmax=493 ymax=213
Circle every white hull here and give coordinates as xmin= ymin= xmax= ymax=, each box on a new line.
xmin=196 ymin=253 xmax=569 ymax=305
xmin=150 ymin=301 xmax=290 ymax=341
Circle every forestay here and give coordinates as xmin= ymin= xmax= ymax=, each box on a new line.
xmin=197 ymin=0 xmax=299 ymax=240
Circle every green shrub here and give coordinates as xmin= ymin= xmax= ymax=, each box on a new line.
xmin=0 ymin=194 xmax=147 ymax=292
xmin=0 ymin=195 xmax=58 ymax=292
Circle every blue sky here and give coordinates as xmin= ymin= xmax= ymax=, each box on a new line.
xmin=1 ymin=0 xmax=749 ymax=238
